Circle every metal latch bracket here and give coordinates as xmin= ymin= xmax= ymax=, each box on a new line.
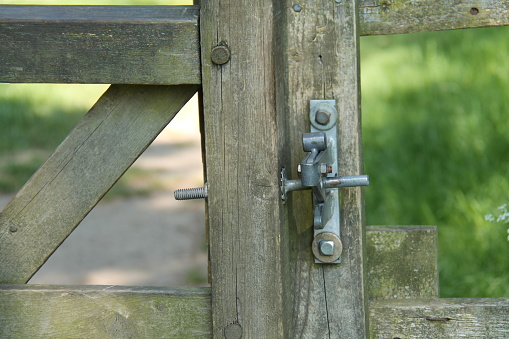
xmin=280 ymin=100 xmax=369 ymax=263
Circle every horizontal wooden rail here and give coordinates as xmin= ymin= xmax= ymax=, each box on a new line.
xmin=0 ymin=285 xmax=212 ymax=338
xmin=3 ymin=287 xmax=508 ymax=338
xmin=359 ymin=0 xmax=509 ymax=35
xmin=0 ymin=227 xmax=496 ymax=337
xmin=0 ymin=227 xmax=437 ymax=337
xmin=0 ymin=2 xmax=507 ymax=84
xmin=0 ymin=5 xmax=200 ymax=84
xmin=370 ymin=298 xmax=509 ymax=337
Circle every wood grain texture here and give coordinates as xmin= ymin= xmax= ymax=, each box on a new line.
xmin=2 ymin=288 xmax=507 ymax=338
xmin=0 ymin=5 xmax=200 ymax=84
xmin=200 ymin=1 xmax=291 ymax=337
xmin=370 ymin=298 xmax=509 ymax=338
xmin=359 ymin=0 xmax=509 ymax=35
xmin=0 ymin=85 xmax=197 ymax=283
xmin=367 ymin=226 xmax=438 ymax=300
xmin=0 ymin=228 xmax=443 ymax=338
xmin=273 ymin=0 xmax=368 ymax=337
xmin=0 ymin=285 xmax=211 ymax=338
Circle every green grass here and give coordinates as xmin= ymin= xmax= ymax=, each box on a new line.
xmin=361 ymin=27 xmax=509 ymax=298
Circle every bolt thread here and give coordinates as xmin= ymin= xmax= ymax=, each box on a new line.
xmin=174 ymin=186 xmax=207 ymax=200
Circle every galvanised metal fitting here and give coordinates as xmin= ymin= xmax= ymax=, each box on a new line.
xmin=174 ymin=183 xmax=208 ymax=200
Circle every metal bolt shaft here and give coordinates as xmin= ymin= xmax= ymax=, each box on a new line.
xmin=174 ymin=183 xmax=208 ymax=200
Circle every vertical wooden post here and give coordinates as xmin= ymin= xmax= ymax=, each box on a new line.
xmin=201 ymin=0 xmax=367 ymax=337
xmin=200 ymin=1 xmax=290 ymax=337
xmin=274 ymin=0 xmax=368 ymax=337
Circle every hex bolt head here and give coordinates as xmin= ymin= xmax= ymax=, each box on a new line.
xmin=211 ymin=45 xmax=231 ymax=65
xmin=319 ymin=240 xmax=335 ymax=256
xmin=315 ymin=110 xmax=331 ymax=125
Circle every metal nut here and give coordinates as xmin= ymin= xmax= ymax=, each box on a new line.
xmin=315 ymin=110 xmax=331 ymax=125
xmin=319 ymin=240 xmax=334 ymax=256
xmin=312 ymin=232 xmax=342 ymax=263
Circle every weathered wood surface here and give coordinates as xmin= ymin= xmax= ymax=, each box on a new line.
xmin=0 ymin=285 xmax=211 ymax=338
xmin=0 ymin=227 xmax=435 ymax=338
xmin=370 ymin=298 xmax=509 ymax=338
xmin=367 ymin=226 xmax=438 ymax=300
xmin=0 ymin=5 xmax=200 ymax=84
xmin=200 ymin=1 xmax=291 ymax=337
xmin=0 ymin=1 xmax=506 ymax=84
xmin=0 ymin=85 xmax=197 ymax=283
xmin=3 ymin=289 xmax=507 ymax=338
xmin=273 ymin=0 xmax=369 ymax=337
xmin=359 ymin=0 xmax=509 ymax=35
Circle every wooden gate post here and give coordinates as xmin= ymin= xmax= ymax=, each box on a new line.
xmin=275 ymin=0 xmax=368 ymax=337
xmin=200 ymin=0 xmax=367 ymax=337
xmin=200 ymin=1 xmax=291 ymax=337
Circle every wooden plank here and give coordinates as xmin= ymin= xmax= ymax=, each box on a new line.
xmin=367 ymin=226 xmax=438 ymax=300
xmin=0 ymin=228 xmax=438 ymax=338
xmin=272 ymin=0 xmax=369 ymax=337
xmin=3 ymin=289 xmax=508 ymax=338
xmin=359 ymin=0 xmax=509 ymax=35
xmin=0 ymin=84 xmax=198 ymax=283
xmin=199 ymin=1 xmax=292 ymax=337
xmin=369 ymin=298 xmax=509 ymax=338
xmin=0 ymin=5 xmax=200 ymax=84
xmin=0 ymin=285 xmax=211 ymax=338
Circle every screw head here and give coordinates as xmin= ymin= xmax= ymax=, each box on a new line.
xmin=292 ymin=4 xmax=302 ymax=12
xmin=211 ymin=45 xmax=231 ymax=65
xmin=9 ymin=225 xmax=17 ymax=233
xmin=319 ymin=240 xmax=335 ymax=256
xmin=315 ymin=110 xmax=331 ymax=125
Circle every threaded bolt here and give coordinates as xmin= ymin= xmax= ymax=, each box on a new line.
xmin=174 ymin=183 xmax=208 ymax=200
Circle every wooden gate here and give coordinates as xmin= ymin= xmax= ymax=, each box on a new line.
xmin=0 ymin=1 xmax=508 ymax=338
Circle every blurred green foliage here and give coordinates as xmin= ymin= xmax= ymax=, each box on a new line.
xmin=361 ymin=27 xmax=509 ymax=298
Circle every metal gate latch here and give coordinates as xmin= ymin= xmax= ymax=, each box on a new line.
xmin=280 ymin=100 xmax=369 ymax=263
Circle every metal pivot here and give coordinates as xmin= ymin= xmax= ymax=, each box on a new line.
xmin=281 ymin=100 xmax=369 ymax=263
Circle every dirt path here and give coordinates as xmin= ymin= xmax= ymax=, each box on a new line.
xmin=1 ymin=96 xmax=208 ymax=286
